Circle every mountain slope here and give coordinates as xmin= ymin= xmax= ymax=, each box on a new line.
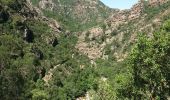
xmin=31 ymin=0 xmax=115 ymax=31
xmin=75 ymin=0 xmax=170 ymax=61
xmin=0 ymin=0 xmax=170 ymax=99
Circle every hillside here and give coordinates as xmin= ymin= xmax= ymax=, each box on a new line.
xmin=31 ymin=0 xmax=115 ymax=32
xmin=0 ymin=0 xmax=170 ymax=99
xmin=76 ymin=0 xmax=170 ymax=61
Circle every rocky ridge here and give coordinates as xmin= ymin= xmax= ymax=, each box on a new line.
xmin=75 ymin=0 xmax=170 ymax=61
xmin=31 ymin=0 xmax=115 ymax=31
xmin=29 ymin=0 xmax=170 ymax=61
xmin=1 ymin=0 xmax=170 ymax=99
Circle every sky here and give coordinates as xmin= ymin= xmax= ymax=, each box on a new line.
xmin=99 ymin=0 xmax=139 ymax=10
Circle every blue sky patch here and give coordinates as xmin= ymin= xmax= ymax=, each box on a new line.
xmin=100 ymin=0 xmax=138 ymax=10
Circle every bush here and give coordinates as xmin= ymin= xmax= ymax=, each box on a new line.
xmin=127 ymin=22 xmax=170 ymax=99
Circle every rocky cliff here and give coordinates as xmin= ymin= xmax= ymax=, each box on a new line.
xmin=30 ymin=0 xmax=170 ymax=61
xmin=1 ymin=0 xmax=170 ymax=99
xmin=148 ymin=0 xmax=168 ymax=6
xmin=73 ymin=0 xmax=170 ymax=61
xmin=31 ymin=0 xmax=115 ymax=31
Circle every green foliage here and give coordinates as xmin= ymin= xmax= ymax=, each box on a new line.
xmin=40 ymin=0 xmax=111 ymax=32
xmin=144 ymin=1 xmax=170 ymax=20
xmin=0 ymin=35 xmax=25 ymax=99
xmin=31 ymin=89 xmax=49 ymax=100
xmin=127 ymin=21 xmax=170 ymax=99
xmin=163 ymin=19 xmax=170 ymax=32
xmin=1 ymin=0 xmax=170 ymax=99
xmin=31 ymin=80 xmax=49 ymax=100
xmin=0 ymin=2 xmax=49 ymax=99
xmin=0 ymin=0 xmax=15 ymax=5
xmin=0 ymin=0 xmax=25 ymax=11
xmin=26 ymin=19 xmax=50 ymax=38
xmin=113 ymin=73 xmax=133 ymax=99
xmin=96 ymin=80 xmax=116 ymax=99
xmin=31 ymin=0 xmax=40 ymax=6
xmin=44 ymin=34 xmax=98 ymax=99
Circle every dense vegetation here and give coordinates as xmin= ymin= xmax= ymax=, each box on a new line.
xmin=127 ymin=21 xmax=170 ymax=99
xmin=143 ymin=0 xmax=170 ymax=20
xmin=0 ymin=0 xmax=95 ymax=99
xmin=0 ymin=0 xmax=170 ymax=100
xmin=31 ymin=0 xmax=112 ymax=32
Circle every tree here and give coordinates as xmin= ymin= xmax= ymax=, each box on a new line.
xmin=127 ymin=20 xmax=170 ymax=99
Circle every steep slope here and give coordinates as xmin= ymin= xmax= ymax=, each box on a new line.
xmin=31 ymin=0 xmax=115 ymax=31
xmin=0 ymin=0 xmax=170 ymax=99
xmin=0 ymin=0 xmax=97 ymax=99
xmin=75 ymin=0 xmax=170 ymax=61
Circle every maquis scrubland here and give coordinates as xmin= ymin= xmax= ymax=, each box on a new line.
xmin=0 ymin=0 xmax=170 ymax=99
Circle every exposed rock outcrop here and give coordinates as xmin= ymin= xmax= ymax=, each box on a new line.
xmin=48 ymin=19 xmax=61 ymax=32
xmin=148 ymin=0 xmax=168 ymax=6
xmin=29 ymin=0 xmax=170 ymax=62
xmin=107 ymin=10 xmax=128 ymax=28
xmin=88 ymin=27 xmax=103 ymax=39
xmin=128 ymin=1 xmax=144 ymax=20
xmin=39 ymin=0 xmax=55 ymax=11
xmin=43 ymin=65 xmax=59 ymax=86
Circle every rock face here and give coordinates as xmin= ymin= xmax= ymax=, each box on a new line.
xmin=76 ymin=42 xmax=103 ymax=60
xmin=148 ymin=0 xmax=168 ymax=6
xmin=108 ymin=0 xmax=169 ymax=22
xmin=48 ymin=19 xmax=61 ymax=32
xmin=128 ymin=1 xmax=144 ymax=20
xmin=75 ymin=27 xmax=106 ymax=60
xmin=108 ymin=10 xmax=127 ymax=28
xmin=29 ymin=0 xmax=170 ymax=62
xmin=88 ymin=27 xmax=103 ymax=39
xmin=107 ymin=1 xmax=144 ymax=26
xmin=39 ymin=0 xmax=55 ymax=10
xmin=31 ymin=0 xmax=114 ymax=31
xmin=75 ymin=0 xmax=170 ymax=61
